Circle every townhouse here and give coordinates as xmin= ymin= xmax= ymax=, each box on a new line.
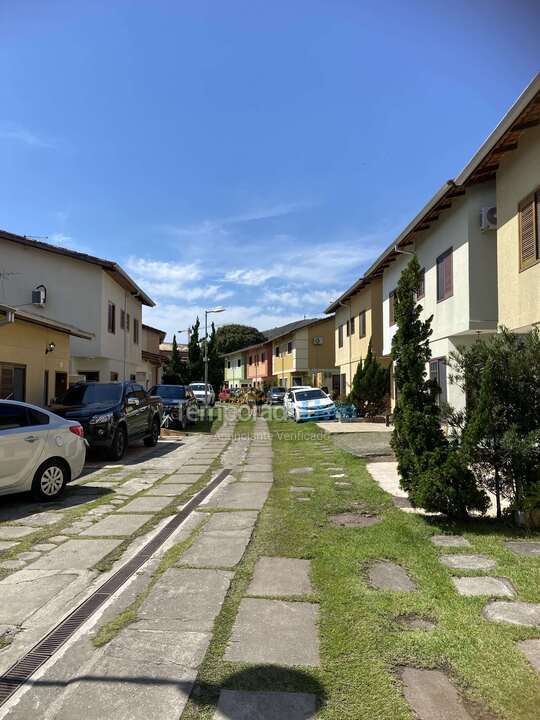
xmin=454 ymin=72 xmax=540 ymax=333
xmin=245 ymin=340 xmax=273 ymax=387
xmin=137 ymin=324 xmax=166 ymax=388
xmin=271 ymin=317 xmax=337 ymax=390
xmin=223 ymin=350 xmax=247 ymax=389
xmin=325 ymin=277 xmax=385 ymax=396
xmin=0 ymin=303 xmax=92 ymax=405
xmin=0 ymin=231 xmax=154 ymax=385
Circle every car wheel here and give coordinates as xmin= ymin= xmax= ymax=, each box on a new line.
xmin=109 ymin=425 xmax=127 ymax=460
xmin=32 ymin=459 xmax=68 ymax=501
xmin=144 ymin=417 xmax=160 ymax=446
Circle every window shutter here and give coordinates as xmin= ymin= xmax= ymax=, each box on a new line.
xmin=444 ymin=251 xmax=453 ymax=298
xmin=519 ymin=193 xmax=537 ymax=270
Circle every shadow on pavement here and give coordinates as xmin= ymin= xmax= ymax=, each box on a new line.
xmin=20 ymin=665 xmax=326 ymax=718
xmin=0 ymin=486 xmax=112 ymax=523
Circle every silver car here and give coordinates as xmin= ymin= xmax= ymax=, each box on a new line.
xmin=189 ymin=382 xmax=216 ymax=406
xmin=0 ymin=400 xmax=86 ymax=500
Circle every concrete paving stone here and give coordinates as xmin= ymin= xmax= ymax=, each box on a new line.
xmin=290 ymin=486 xmax=314 ymax=493
xmin=335 ymin=482 xmax=351 ymax=487
xmin=206 ymin=482 xmax=271 ymax=510
xmin=439 ymin=553 xmax=496 ymax=570
xmin=32 ymin=538 xmax=122 ymax=570
xmin=0 ymin=569 xmax=78 ymax=624
xmin=243 ymin=464 xmax=273 ymax=473
xmin=179 ymin=529 xmax=253 ymax=568
xmin=33 ymin=543 xmax=57 ymax=552
xmin=0 ymin=540 xmax=17 ymax=551
xmin=117 ymin=480 xmax=151 ymax=496
xmin=144 ymin=484 xmax=191 ymax=496
xmin=431 ymin=535 xmax=471 ymax=548
xmin=296 ymin=497 xmax=311 ymax=502
xmin=110 ymin=499 xmax=125 ymax=505
xmin=214 ymin=690 xmax=317 ymax=720
xmin=105 ymin=624 xmax=211 ymax=668
xmin=172 ymin=468 xmax=207 ymax=476
xmin=179 ymin=464 xmax=210 ymax=472
xmin=328 ymin=512 xmax=381 ymax=528
xmin=401 ymin=668 xmax=473 ymax=720
xmin=289 ymin=467 xmax=314 ymax=475
xmin=138 ymin=568 xmax=233 ymax=632
xmin=53 ymin=655 xmax=196 ymax=720
xmin=49 ymin=535 xmax=69 ymax=543
xmin=329 ymin=473 xmax=347 ymax=478
xmin=0 ymin=560 xmax=26 ymax=570
xmin=119 ymin=496 xmax=173 ymax=513
xmin=396 ymin=613 xmax=437 ymax=631
xmin=452 ymin=576 xmax=515 ymax=597
xmin=483 ymin=600 xmax=540 ymax=627
xmin=518 ymin=639 xmax=540 ymax=672
xmin=248 ymin=557 xmax=313 ymax=597
xmin=81 ymin=514 xmax=153 ymax=537
xmin=239 ymin=471 xmax=274 ymax=483
xmin=225 ymin=598 xmax=320 ymax=667
xmin=164 ymin=474 xmax=200 ymax=485
xmin=199 ymin=510 xmax=258 ymax=533
xmin=0 ymin=526 xmax=36 ymax=540
xmin=18 ymin=512 xmax=65 ymax=527
xmin=18 ymin=551 xmax=41 ymax=561
xmin=505 ymin=541 xmax=540 ymax=556
xmin=367 ymin=561 xmax=416 ymax=592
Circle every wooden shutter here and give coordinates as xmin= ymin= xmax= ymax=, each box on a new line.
xmin=444 ymin=251 xmax=453 ymax=298
xmin=519 ymin=193 xmax=537 ymax=270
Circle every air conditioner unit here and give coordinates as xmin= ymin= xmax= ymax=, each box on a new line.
xmin=31 ymin=285 xmax=46 ymax=306
xmin=480 ymin=206 xmax=497 ymax=231
xmin=313 ymin=336 xmax=324 ymax=345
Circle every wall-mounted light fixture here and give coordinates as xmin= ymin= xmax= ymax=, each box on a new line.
xmin=45 ymin=342 xmax=56 ymax=354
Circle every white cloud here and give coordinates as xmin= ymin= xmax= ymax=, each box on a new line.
xmin=262 ymin=288 xmax=339 ymax=308
xmin=125 ymin=256 xmax=202 ymax=282
xmin=0 ymin=128 xmax=56 ymax=149
xmin=136 ymin=280 xmax=233 ymax=302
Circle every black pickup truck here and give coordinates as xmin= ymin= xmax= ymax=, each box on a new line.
xmin=49 ymin=382 xmax=163 ymax=460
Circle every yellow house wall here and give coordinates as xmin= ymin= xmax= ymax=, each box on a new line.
xmin=308 ymin=317 xmax=335 ymax=370
xmin=496 ymin=124 xmax=540 ymax=331
xmin=0 ymin=320 xmax=71 ymax=406
xmin=333 ymin=278 xmax=384 ymax=393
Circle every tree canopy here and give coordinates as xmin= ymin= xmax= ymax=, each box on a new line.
xmin=215 ymin=324 xmax=266 ymax=355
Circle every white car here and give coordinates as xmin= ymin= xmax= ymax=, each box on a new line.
xmin=285 ymin=388 xmax=337 ymax=422
xmin=283 ymin=386 xmax=312 ymax=415
xmin=0 ymin=400 xmax=86 ymax=500
xmin=189 ymin=382 xmax=216 ymax=406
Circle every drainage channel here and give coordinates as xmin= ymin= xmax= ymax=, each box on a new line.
xmin=0 ymin=467 xmax=230 ymax=707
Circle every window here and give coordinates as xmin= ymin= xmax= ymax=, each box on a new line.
xmin=237 ymin=358 xmax=242 ymax=367
xmin=345 ymin=320 xmax=350 ymax=337
xmin=429 ymin=358 xmax=447 ymax=405
xmin=338 ymin=325 xmax=343 ymax=348
xmin=43 ymin=370 xmax=49 ymax=406
xmin=350 ymin=316 xmax=355 ymax=335
xmin=261 ymin=352 xmax=266 ymax=362
xmin=0 ymin=364 xmax=26 ymax=401
xmin=80 ymin=371 xmax=100 ymax=382
xmin=436 ymin=248 xmax=453 ymax=302
xmin=133 ymin=318 xmax=139 ymax=344
xmin=275 ymin=346 xmax=280 ymax=357
xmin=389 ymin=290 xmax=397 ymax=326
xmin=126 ymin=313 xmax=130 ymax=331
xmin=519 ymin=190 xmax=540 ymax=270
xmin=248 ymin=355 xmax=253 ymax=365
xmin=110 ymin=371 xmax=119 ymax=381
xmin=120 ymin=309 xmax=126 ymax=330
xmin=287 ymin=341 xmax=293 ymax=353
xmin=416 ymin=268 xmax=425 ymax=300
xmin=0 ymin=404 xmax=49 ymax=431
xmin=227 ymin=361 xmax=231 ymax=369
xmin=358 ymin=310 xmax=366 ymax=338
xmin=108 ymin=302 xmax=116 ymax=334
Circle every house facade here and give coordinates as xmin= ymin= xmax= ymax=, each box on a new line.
xmin=271 ymin=317 xmax=336 ymax=390
xmin=380 ymin=181 xmax=498 ymax=411
xmin=137 ymin=324 xmax=166 ymax=388
xmin=223 ymin=351 xmax=247 ymax=388
xmin=0 ymin=304 xmax=92 ymax=405
xmin=325 ymin=277 xmax=385 ymax=396
xmin=245 ymin=341 xmax=273 ymax=387
xmin=0 ymin=231 xmax=154 ymax=383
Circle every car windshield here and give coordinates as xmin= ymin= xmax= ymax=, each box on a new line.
xmin=150 ymin=386 xmax=186 ymax=399
xmin=294 ymin=389 xmax=327 ymax=402
xmin=56 ymin=383 xmax=123 ymax=406
xmin=190 ymin=384 xmax=208 ymax=391
xmin=270 ymin=387 xmax=285 ymax=394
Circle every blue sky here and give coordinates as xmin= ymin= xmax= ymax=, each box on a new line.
xmin=1 ymin=1 xmax=538 ymax=339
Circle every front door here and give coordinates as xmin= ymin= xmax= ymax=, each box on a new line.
xmin=55 ymin=372 xmax=68 ymax=400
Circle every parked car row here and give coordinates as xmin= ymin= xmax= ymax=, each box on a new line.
xmin=284 ymin=387 xmax=337 ymax=422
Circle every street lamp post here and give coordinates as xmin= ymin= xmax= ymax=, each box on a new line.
xmin=204 ymin=307 xmax=225 ymax=424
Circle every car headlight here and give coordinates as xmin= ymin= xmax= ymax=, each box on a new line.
xmin=89 ymin=412 xmax=113 ymax=425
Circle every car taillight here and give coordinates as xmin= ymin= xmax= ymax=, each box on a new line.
xmin=69 ymin=424 xmax=84 ymax=438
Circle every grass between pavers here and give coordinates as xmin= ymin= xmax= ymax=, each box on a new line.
xmin=180 ymin=416 xmax=540 ymax=720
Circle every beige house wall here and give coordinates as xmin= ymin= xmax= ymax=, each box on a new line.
xmin=0 ymin=320 xmax=71 ymax=405
xmin=496 ymin=124 xmax=540 ymax=331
